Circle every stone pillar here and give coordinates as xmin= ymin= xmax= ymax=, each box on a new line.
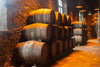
xmin=98 ymin=0 xmax=100 ymax=42
xmin=79 ymin=11 xmax=84 ymax=22
xmin=62 ymin=0 xmax=67 ymax=15
xmin=0 ymin=0 xmax=8 ymax=31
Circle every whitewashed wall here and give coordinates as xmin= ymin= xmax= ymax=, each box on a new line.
xmin=0 ymin=0 xmax=7 ymax=31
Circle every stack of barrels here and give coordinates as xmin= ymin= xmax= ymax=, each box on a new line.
xmin=72 ymin=21 xmax=83 ymax=45
xmin=13 ymin=8 xmax=74 ymax=66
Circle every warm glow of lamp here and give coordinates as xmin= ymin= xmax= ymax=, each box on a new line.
xmin=80 ymin=10 xmax=86 ymax=12
xmin=76 ymin=5 xmax=83 ymax=8
xmin=88 ymin=11 xmax=92 ymax=15
xmin=94 ymin=8 xmax=98 ymax=11
xmin=76 ymin=2 xmax=83 ymax=9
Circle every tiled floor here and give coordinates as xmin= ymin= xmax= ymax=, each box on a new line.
xmin=50 ymin=40 xmax=100 ymax=67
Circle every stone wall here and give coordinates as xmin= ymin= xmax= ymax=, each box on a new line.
xmin=0 ymin=0 xmax=58 ymax=66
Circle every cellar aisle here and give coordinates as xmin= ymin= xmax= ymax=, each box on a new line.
xmin=50 ymin=39 xmax=100 ymax=67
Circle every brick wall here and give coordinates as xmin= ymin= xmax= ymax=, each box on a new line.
xmin=0 ymin=0 xmax=58 ymax=66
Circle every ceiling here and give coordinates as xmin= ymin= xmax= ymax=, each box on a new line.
xmin=83 ymin=0 xmax=99 ymax=12
xmin=67 ymin=0 xmax=99 ymax=16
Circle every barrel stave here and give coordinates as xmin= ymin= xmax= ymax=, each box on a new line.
xmin=22 ymin=23 xmax=53 ymax=42
xmin=55 ymin=12 xmax=62 ymax=25
xmin=61 ymin=14 xmax=67 ymax=26
xmin=29 ymin=9 xmax=55 ymax=24
xmin=14 ymin=41 xmax=49 ymax=65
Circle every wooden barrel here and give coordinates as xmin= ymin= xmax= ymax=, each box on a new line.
xmin=49 ymin=42 xmax=57 ymax=58
xmin=63 ymin=39 xmax=68 ymax=51
xmin=22 ymin=23 xmax=54 ymax=42
xmin=68 ymin=27 xmax=73 ymax=38
xmin=64 ymin=26 xmax=69 ymax=39
xmin=66 ymin=15 xmax=71 ymax=26
xmin=61 ymin=14 xmax=67 ymax=26
xmin=73 ymin=36 xmax=82 ymax=44
xmin=73 ymin=29 xmax=82 ymax=35
xmin=67 ymin=27 xmax=73 ymax=49
xmin=35 ymin=9 xmax=44 ymax=23
xmin=55 ymin=12 xmax=62 ymax=25
xmin=58 ymin=26 xmax=64 ymax=40
xmin=67 ymin=38 xmax=73 ymax=49
xmin=29 ymin=9 xmax=55 ymax=24
xmin=56 ymin=40 xmax=63 ymax=55
xmin=26 ymin=11 xmax=36 ymax=25
xmin=72 ymin=21 xmax=83 ymax=29
xmin=52 ymin=24 xmax=59 ymax=40
xmin=15 ymin=41 xmax=49 ymax=65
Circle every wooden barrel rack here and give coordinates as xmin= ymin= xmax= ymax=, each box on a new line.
xmin=11 ymin=9 xmax=87 ymax=67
